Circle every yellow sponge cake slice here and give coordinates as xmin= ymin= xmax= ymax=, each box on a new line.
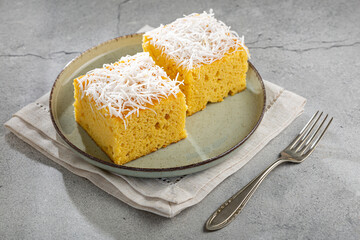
xmin=143 ymin=10 xmax=249 ymax=115
xmin=73 ymin=52 xmax=187 ymax=165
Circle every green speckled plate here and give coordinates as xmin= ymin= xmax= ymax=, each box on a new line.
xmin=50 ymin=33 xmax=266 ymax=178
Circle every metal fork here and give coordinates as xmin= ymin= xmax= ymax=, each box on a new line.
xmin=205 ymin=111 xmax=333 ymax=231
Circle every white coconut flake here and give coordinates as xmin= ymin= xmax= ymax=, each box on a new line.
xmin=76 ymin=52 xmax=182 ymax=127
xmin=144 ymin=9 xmax=249 ymax=70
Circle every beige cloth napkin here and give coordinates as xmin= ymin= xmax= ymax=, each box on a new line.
xmin=4 ymin=26 xmax=306 ymax=218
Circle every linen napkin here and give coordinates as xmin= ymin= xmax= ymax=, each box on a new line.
xmin=4 ymin=26 xmax=306 ymax=218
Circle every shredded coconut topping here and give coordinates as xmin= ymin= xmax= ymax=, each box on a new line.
xmin=76 ymin=52 xmax=182 ymax=126
xmin=144 ymin=9 xmax=249 ymax=70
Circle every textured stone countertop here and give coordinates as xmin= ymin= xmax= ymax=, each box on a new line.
xmin=1 ymin=0 xmax=359 ymax=239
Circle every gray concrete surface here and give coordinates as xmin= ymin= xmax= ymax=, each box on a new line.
xmin=1 ymin=0 xmax=360 ymax=239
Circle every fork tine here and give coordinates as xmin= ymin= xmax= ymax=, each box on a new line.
xmin=299 ymin=111 xmax=319 ymax=135
xmin=294 ymin=112 xmax=323 ymax=151
xmin=299 ymin=114 xmax=328 ymax=153
xmin=289 ymin=111 xmax=320 ymax=150
xmin=301 ymin=114 xmax=328 ymax=150
xmin=303 ymin=117 xmax=333 ymax=156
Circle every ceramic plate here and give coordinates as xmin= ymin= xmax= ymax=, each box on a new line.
xmin=50 ymin=33 xmax=266 ymax=178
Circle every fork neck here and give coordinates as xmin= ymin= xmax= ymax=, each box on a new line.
xmin=266 ymin=158 xmax=288 ymax=172
xmin=278 ymin=156 xmax=291 ymax=161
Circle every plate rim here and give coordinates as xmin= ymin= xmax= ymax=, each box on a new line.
xmin=49 ymin=32 xmax=266 ymax=173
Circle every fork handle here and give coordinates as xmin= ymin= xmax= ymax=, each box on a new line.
xmin=205 ymin=159 xmax=287 ymax=231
